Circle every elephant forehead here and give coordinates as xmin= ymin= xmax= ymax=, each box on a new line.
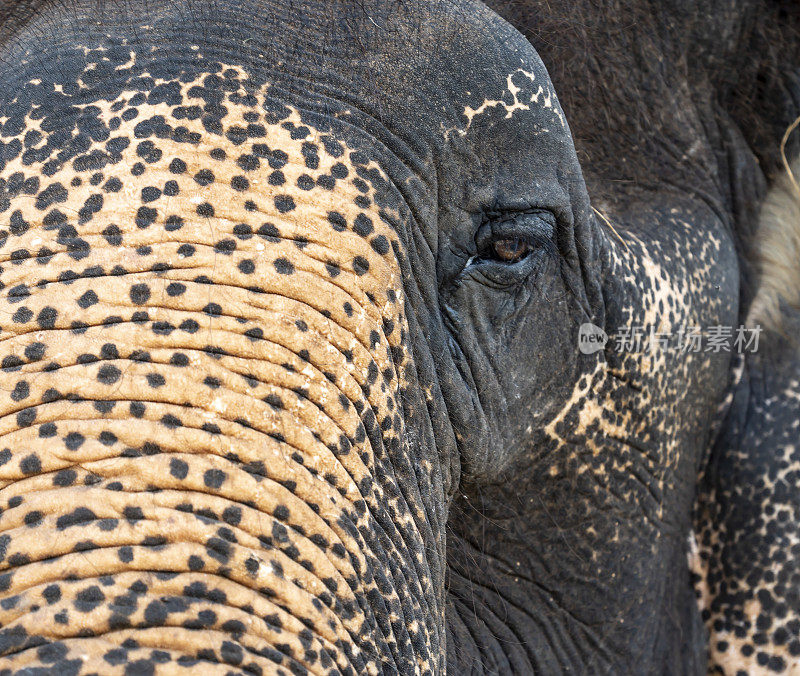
xmin=4 ymin=64 xmax=403 ymax=302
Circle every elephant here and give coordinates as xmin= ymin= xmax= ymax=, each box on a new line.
xmin=0 ymin=0 xmax=798 ymax=673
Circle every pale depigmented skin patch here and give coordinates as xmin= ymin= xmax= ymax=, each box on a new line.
xmin=444 ymin=67 xmax=564 ymax=139
xmin=0 ymin=43 xmax=441 ymax=674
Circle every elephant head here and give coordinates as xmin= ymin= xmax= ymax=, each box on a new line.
xmin=0 ymin=0 xmax=798 ymax=673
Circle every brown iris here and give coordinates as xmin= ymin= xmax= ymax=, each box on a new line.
xmin=492 ymin=237 xmax=531 ymax=263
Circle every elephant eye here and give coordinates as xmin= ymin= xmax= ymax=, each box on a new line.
xmin=492 ymin=237 xmax=531 ymax=263
xmin=471 ymin=209 xmax=557 ymax=274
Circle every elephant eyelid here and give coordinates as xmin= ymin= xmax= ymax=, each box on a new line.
xmin=474 ymin=209 xmax=557 ymax=264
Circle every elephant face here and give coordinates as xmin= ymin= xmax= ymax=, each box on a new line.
xmin=0 ymin=0 xmax=742 ymax=673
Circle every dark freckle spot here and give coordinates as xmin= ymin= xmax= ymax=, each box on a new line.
xmin=137 ymin=140 xmax=162 ymax=163
xmin=10 ymin=381 xmax=28 ymax=401
xmin=244 ymin=200 xmax=257 ymax=211
xmin=43 ymin=585 xmax=61 ymax=604
xmin=214 ymin=239 xmax=235 ymax=255
xmin=165 ymin=214 xmax=184 ymax=231
xmin=170 ymin=353 xmax=189 ymax=367
xmin=180 ymin=319 xmax=199 ymax=333
xmin=166 ymin=282 xmax=186 ymax=296
xmin=194 ymin=169 xmax=215 ymax=186
xmin=20 ymin=454 xmax=41 ymax=474
xmin=163 ymin=180 xmax=179 ymax=196
xmin=204 ymin=376 xmax=221 ymax=389
xmin=301 ymin=142 xmax=320 ymax=169
xmin=146 ymin=373 xmax=166 ymax=388
xmin=100 ymin=343 xmax=119 ymax=359
xmin=188 ymin=555 xmax=204 ymax=570
xmin=2 ymin=355 xmax=24 ymax=372
xmin=118 ymin=546 xmax=133 ymax=563
xmin=354 ymin=213 xmax=373 ymax=237
xmin=37 ymin=306 xmax=57 ymax=329
xmin=98 ymin=364 xmax=122 ymax=384
xmin=64 ymin=432 xmax=85 ymax=451
xmin=95 ymin=400 xmax=115 ymax=413
xmin=141 ymin=186 xmax=161 ymax=202
xmin=196 ymin=203 xmax=214 ymax=217
xmin=353 ymin=256 xmax=370 ymax=275
xmin=317 ymin=175 xmax=335 ymax=190
xmin=136 ymin=205 xmax=158 ymax=229
xmin=177 ymin=244 xmax=195 ymax=257
xmin=36 ymin=247 xmax=54 ymax=264
xmin=371 ymin=235 xmax=390 ymax=255
xmin=103 ymin=177 xmax=122 ymax=193
xmin=17 ymin=408 xmax=36 ymax=428
xmin=268 ymin=170 xmax=285 ymax=186
xmin=237 ymin=154 xmax=259 ymax=171
xmin=264 ymin=394 xmax=283 ymax=410
xmin=99 ymin=431 xmax=117 ymax=446
xmin=10 ymin=211 xmax=30 ymax=236
xmin=170 ymin=458 xmax=189 ymax=479
xmin=328 ymin=211 xmax=347 ymax=231
xmin=131 ymin=162 xmax=145 ymax=176
xmin=24 ymin=510 xmax=43 ymax=527
xmin=169 ymin=158 xmax=186 ymax=174
xmin=238 ymin=259 xmax=255 ymax=274
xmin=210 ymin=148 xmax=226 ymax=160
xmin=204 ymin=469 xmax=226 ymax=489
xmin=161 ymin=414 xmax=182 ymax=429
xmin=222 ymin=506 xmax=242 ymax=525
xmin=203 ymin=303 xmax=222 ymax=317
xmin=257 ymin=223 xmax=280 ymax=242
xmin=39 ymin=422 xmax=57 ymax=438
xmin=130 ymin=283 xmax=151 ymax=305
xmin=297 ymin=174 xmax=314 ymax=190
xmin=75 ymin=585 xmax=105 ymax=613
xmin=274 ymin=195 xmax=295 ymax=213
xmin=42 ymin=388 xmax=61 ymax=403
xmin=274 ymin=258 xmax=294 ymax=275
xmin=245 ymin=557 xmax=259 ymax=576
xmin=12 ymin=307 xmax=32 ymax=324
xmin=231 ymin=175 xmax=249 ymax=191
xmin=8 ymin=284 xmax=30 ymax=303
xmin=102 ymin=224 xmax=123 ymax=246
xmin=325 ymin=261 xmax=340 ymax=277
xmin=130 ymin=402 xmax=146 ymax=418
xmin=35 ymin=182 xmax=68 ymax=210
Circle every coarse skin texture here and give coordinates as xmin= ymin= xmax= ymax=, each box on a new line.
xmin=0 ymin=0 xmax=796 ymax=674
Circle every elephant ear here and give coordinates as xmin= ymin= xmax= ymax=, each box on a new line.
xmin=695 ymin=315 xmax=800 ymax=672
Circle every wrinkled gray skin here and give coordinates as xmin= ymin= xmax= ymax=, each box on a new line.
xmin=0 ymin=0 xmax=798 ymax=674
